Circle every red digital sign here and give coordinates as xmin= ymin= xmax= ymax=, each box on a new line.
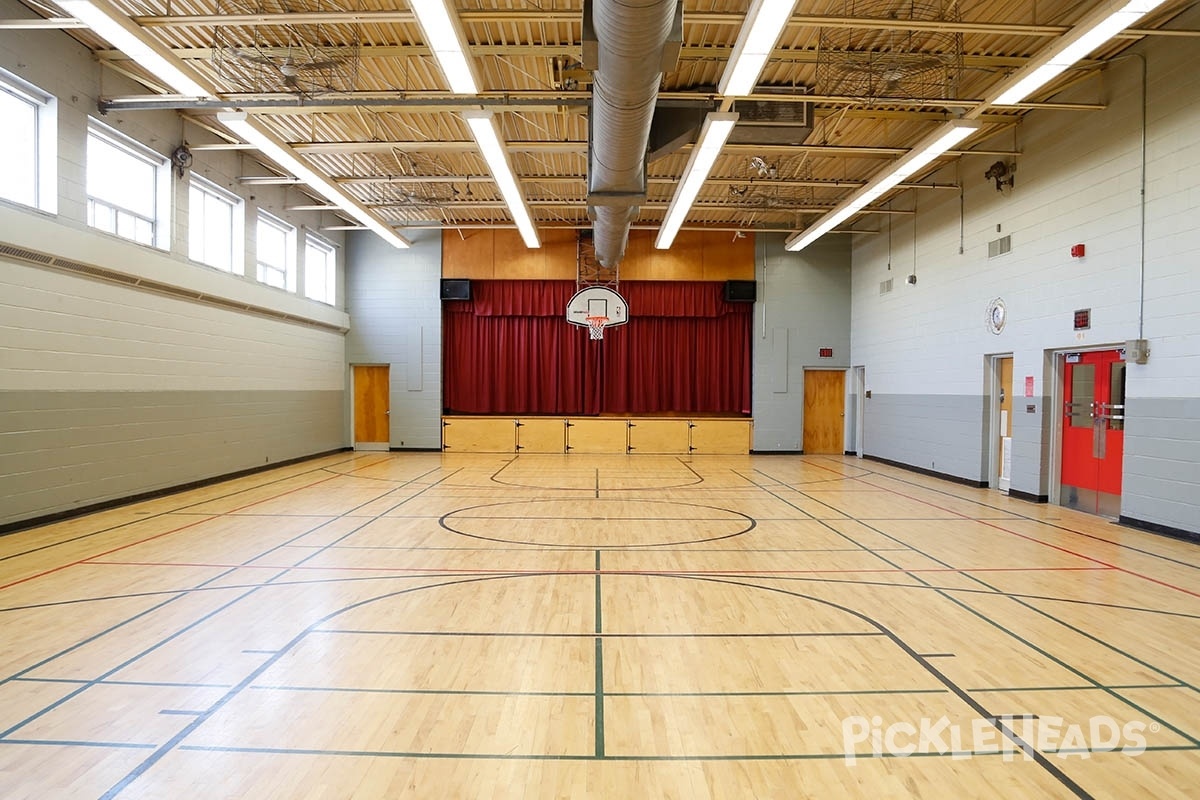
xmin=819 ymin=347 xmax=834 ymax=358
xmin=1073 ymin=309 xmax=1091 ymax=330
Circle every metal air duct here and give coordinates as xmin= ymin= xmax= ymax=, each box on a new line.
xmin=584 ymin=0 xmax=682 ymax=268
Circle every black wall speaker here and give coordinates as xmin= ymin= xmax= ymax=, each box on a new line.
xmin=724 ymin=280 xmax=757 ymax=303
xmin=440 ymin=278 xmax=472 ymax=301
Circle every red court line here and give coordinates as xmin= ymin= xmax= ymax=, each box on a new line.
xmin=857 ymin=478 xmax=1200 ymax=600
xmin=0 ymin=471 xmax=351 ymax=594
xmin=81 ymin=558 xmax=1117 ymax=577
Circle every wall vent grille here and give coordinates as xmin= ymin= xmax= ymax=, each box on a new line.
xmin=988 ymin=235 xmax=1012 ymax=258
xmin=879 ymin=278 xmax=893 ymax=295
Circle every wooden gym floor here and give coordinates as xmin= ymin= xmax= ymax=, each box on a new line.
xmin=1 ymin=452 xmax=1197 ymax=799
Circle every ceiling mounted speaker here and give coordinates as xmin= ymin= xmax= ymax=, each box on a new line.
xmin=440 ymin=279 xmax=471 ymax=301
xmin=725 ymin=280 xmax=757 ymax=302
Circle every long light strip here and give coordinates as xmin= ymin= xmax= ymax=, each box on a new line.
xmin=785 ymin=120 xmax=981 ymax=253
xmin=991 ymin=0 xmax=1170 ymax=105
xmin=408 ymin=0 xmax=479 ymax=94
xmin=57 ymin=0 xmax=212 ymax=97
xmin=718 ymin=0 xmax=799 ymax=97
xmin=656 ymin=112 xmax=739 ymax=250
xmin=462 ymin=110 xmax=540 ymax=248
xmin=218 ymin=112 xmax=410 ymax=249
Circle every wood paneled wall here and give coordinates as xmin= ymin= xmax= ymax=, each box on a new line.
xmin=442 ymin=229 xmax=755 ymax=281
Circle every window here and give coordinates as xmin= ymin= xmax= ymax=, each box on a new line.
xmin=87 ymin=121 xmax=168 ymax=248
xmin=189 ymin=176 xmax=242 ymax=272
xmin=304 ymin=235 xmax=337 ymax=304
xmin=0 ymin=70 xmax=55 ymax=212
xmin=257 ymin=212 xmax=296 ymax=290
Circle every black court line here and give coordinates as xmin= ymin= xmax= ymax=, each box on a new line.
xmin=731 ymin=572 xmax=1200 ymax=621
xmin=102 ymin=571 xmax=1097 ymax=799
xmin=94 ymin=573 xmax=554 ymax=799
xmin=250 ymin=685 xmax=594 ymax=698
xmin=0 ymin=452 xmax=371 ymax=563
xmin=437 ymin=500 xmax=756 ymax=549
xmin=5 ymin=566 xmax=1193 ymax=626
xmin=244 ymin=684 xmax=949 ymax=699
xmin=0 ymin=465 xmax=455 ymax=736
xmin=667 ymin=574 xmax=1096 ymax=800
xmin=811 ymin=456 xmax=1200 ymax=571
xmin=789 ymin=499 xmax=1200 ymax=743
xmin=968 ymin=683 xmax=1187 ymax=693
xmin=172 ymin=744 xmax=1035 ymax=762
xmin=917 ymin=653 xmax=957 ymax=658
xmin=313 ymin=629 xmax=884 ymax=639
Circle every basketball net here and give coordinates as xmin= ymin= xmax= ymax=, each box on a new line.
xmin=585 ymin=315 xmax=608 ymax=340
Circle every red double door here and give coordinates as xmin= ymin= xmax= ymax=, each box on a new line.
xmin=1060 ymin=349 xmax=1126 ymax=517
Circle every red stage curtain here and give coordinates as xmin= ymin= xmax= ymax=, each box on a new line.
xmin=443 ymin=280 xmax=751 ymax=415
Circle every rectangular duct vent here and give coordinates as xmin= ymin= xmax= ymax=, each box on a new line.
xmin=879 ymin=278 xmax=893 ymax=295
xmin=988 ymin=235 xmax=1012 ymax=258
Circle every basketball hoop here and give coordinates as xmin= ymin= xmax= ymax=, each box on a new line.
xmin=585 ymin=315 xmax=609 ymax=340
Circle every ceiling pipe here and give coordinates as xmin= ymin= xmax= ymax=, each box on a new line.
xmin=585 ymin=0 xmax=682 ymax=267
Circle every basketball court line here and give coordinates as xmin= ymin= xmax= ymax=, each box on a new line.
xmin=786 ymin=507 xmax=1200 ymax=729
xmin=0 ymin=452 xmax=374 ymax=564
xmin=79 ymin=558 xmax=1120 ymax=579
xmin=842 ymin=476 xmax=1200 ymax=598
xmin=2 ymin=454 xmax=1196 ymax=799
xmin=0 ymin=463 xmax=462 ymax=704
xmin=809 ymin=456 xmax=1200 ymax=571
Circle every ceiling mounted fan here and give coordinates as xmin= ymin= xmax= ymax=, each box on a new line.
xmin=223 ymin=46 xmax=349 ymax=94
xmin=211 ymin=0 xmax=361 ymax=96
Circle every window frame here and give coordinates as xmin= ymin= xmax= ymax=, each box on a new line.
xmin=256 ymin=210 xmax=297 ymax=291
xmin=86 ymin=120 xmax=170 ymax=249
xmin=188 ymin=174 xmax=244 ymax=273
xmin=304 ymin=233 xmax=338 ymax=305
xmin=0 ymin=68 xmax=56 ymax=213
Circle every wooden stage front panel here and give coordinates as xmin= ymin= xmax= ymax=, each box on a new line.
xmin=442 ymin=416 xmax=753 ymax=454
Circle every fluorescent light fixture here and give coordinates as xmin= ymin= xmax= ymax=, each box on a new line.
xmin=218 ymin=112 xmax=410 ymax=249
xmin=718 ymin=0 xmax=799 ymax=97
xmin=57 ymin=0 xmax=212 ymax=97
xmin=409 ymin=0 xmax=479 ymax=94
xmin=785 ymin=119 xmax=981 ymax=253
xmin=991 ymin=0 xmax=1170 ymax=105
xmin=462 ymin=110 xmax=540 ymax=248
xmin=656 ymin=112 xmax=739 ymax=250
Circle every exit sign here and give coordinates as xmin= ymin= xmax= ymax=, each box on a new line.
xmin=818 ymin=347 xmax=834 ymax=358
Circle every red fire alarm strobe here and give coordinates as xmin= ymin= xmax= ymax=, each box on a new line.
xmin=1071 ymin=243 xmax=1086 ymax=258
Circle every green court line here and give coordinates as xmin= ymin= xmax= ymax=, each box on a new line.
xmin=595 ymin=549 xmax=604 ymax=758
xmin=1 ymin=739 xmax=157 ymax=750
xmin=595 ymin=636 xmax=605 ymax=758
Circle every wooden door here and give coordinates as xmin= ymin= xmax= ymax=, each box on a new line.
xmin=997 ymin=356 xmax=1013 ymax=482
xmin=353 ymin=365 xmax=390 ymax=449
xmin=803 ymin=370 xmax=845 ymax=455
xmin=1060 ymin=349 xmax=1126 ymax=516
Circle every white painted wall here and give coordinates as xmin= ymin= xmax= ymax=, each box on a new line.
xmin=849 ymin=29 xmax=1200 ymax=534
xmin=0 ymin=1 xmax=354 ymax=528
xmin=344 ymin=229 xmax=444 ymax=449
